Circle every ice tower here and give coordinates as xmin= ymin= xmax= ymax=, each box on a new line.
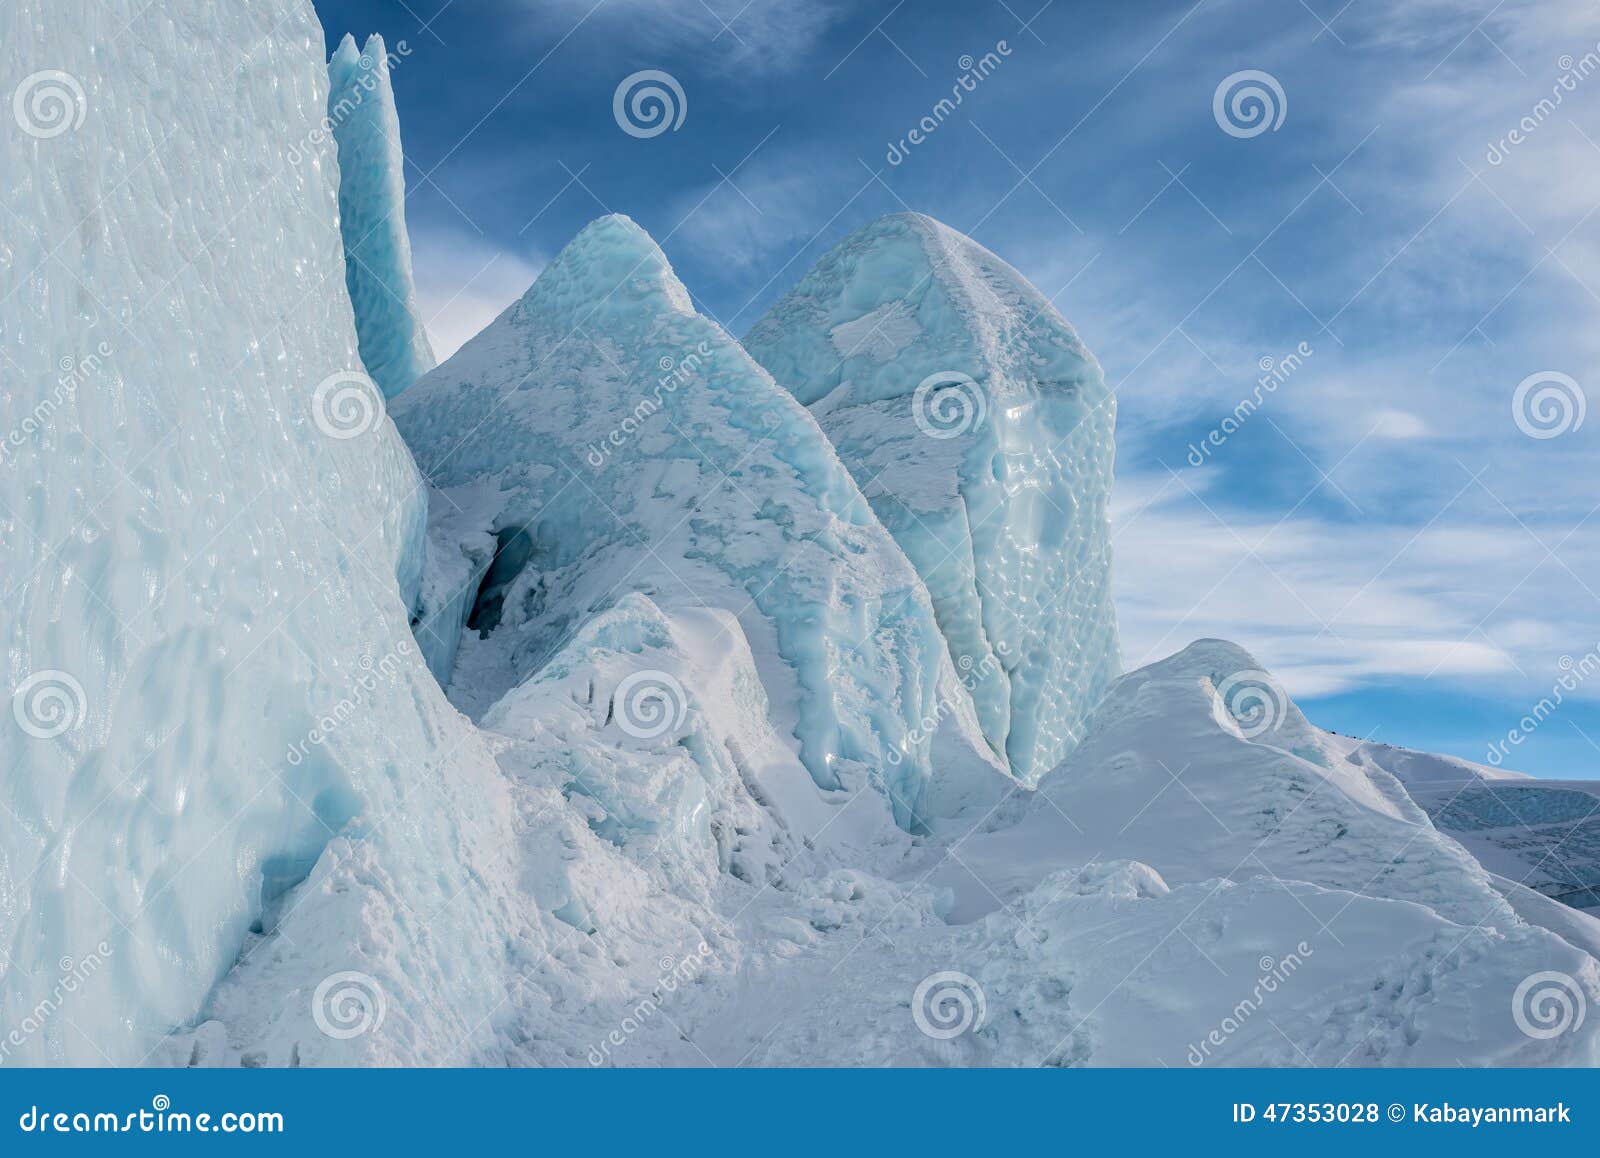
xmin=747 ymin=213 xmax=1121 ymax=782
xmin=327 ymin=33 xmax=436 ymax=398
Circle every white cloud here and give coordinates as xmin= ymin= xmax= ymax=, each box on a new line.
xmin=1371 ymin=409 xmax=1429 ymax=439
xmin=410 ymin=227 xmax=544 ymax=361
xmin=1109 ymin=466 xmax=1600 ymax=702
xmin=533 ymin=0 xmax=840 ymax=73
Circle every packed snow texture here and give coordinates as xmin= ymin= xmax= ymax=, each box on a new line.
xmin=389 ymin=215 xmax=1005 ymax=829
xmin=327 ymin=33 xmax=436 ymax=399
xmin=6 ymin=1 xmax=1598 ymax=1069
xmin=746 ymin=214 xmax=1120 ymax=783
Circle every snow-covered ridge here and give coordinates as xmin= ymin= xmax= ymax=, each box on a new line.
xmin=746 ymin=212 xmax=1120 ymax=784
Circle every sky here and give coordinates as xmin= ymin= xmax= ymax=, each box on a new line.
xmin=314 ymin=0 xmax=1600 ymax=777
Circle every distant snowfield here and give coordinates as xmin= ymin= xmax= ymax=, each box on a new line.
xmin=3 ymin=0 xmax=1597 ymax=1067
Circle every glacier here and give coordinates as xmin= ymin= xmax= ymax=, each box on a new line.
xmin=389 ymin=214 xmax=1005 ymax=829
xmin=326 ymin=32 xmax=436 ymax=399
xmin=746 ymin=213 xmax=1121 ymax=783
xmin=3 ymin=0 xmax=1597 ymax=1071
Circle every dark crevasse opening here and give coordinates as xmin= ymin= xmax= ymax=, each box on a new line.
xmin=467 ymin=524 xmax=537 ymax=635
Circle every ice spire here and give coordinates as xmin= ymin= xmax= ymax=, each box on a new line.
xmin=327 ymin=33 xmax=436 ymax=398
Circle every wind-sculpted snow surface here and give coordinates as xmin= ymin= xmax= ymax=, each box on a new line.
xmin=390 ymin=215 xmax=1005 ymax=828
xmin=327 ymin=33 xmax=436 ymax=399
xmin=0 ymin=0 xmax=496 ymax=1064
xmin=746 ymin=214 xmax=1120 ymax=783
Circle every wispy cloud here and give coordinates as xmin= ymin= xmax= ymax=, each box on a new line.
xmin=529 ymin=0 xmax=842 ymax=73
xmin=410 ymin=226 xmax=544 ymax=360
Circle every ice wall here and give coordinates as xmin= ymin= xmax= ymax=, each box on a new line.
xmin=0 ymin=0 xmax=503 ymax=1063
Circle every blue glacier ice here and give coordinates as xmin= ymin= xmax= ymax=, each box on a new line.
xmin=0 ymin=0 xmax=497 ymax=1064
xmin=391 ymin=215 xmax=1005 ymax=828
xmin=746 ymin=213 xmax=1121 ymax=783
xmin=327 ymin=33 xmax=436 ymax=399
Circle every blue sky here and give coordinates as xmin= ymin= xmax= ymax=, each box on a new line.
xmin=315 ymin=0 xmax=1600 ymax=776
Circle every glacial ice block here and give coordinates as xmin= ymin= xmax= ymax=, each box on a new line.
xmin=391 ymin=215 xmax=1005 ymax=827
xmin=327 ymin=32 xmax=436 ymax=398
xmin=746 ymin=213 xmax=1121 ymax=783
xmin=0 ymin=0 xmax=500 ymax=1064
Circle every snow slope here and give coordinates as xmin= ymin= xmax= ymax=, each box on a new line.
xmin=746 ymin=214 xmax=1120 ymax=784
xmin=0 ymin=0 xmax=491 ymax=1064
xmin=1341 ymin=740 xmax=1600 ymax=914
xmin=389 ymin=215 xmax=1005 ymax=829
xmin=171 ymin=611 xmax=1600 ymax=1067
xmin=327 ymin=33 xmax=436 ymax=399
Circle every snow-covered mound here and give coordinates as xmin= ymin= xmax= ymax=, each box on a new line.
xmin=327 ymin=33 xmax=435 ymax=398
xmin=932 ymin=641 xmax=1528 ymax=923
xmin=0 ymin=0 xmax=494 ymax=1064
xmin=390 ymin=215 xmax=1004 ymax=828
xmin=746 ymin=213 xmax=1120 ymax=783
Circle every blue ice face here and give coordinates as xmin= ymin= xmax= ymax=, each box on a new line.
xmin=745 ymin=212 xmax=1122 ymax=784
xmin=391 ymin=214 xmax=1005 ymax=830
